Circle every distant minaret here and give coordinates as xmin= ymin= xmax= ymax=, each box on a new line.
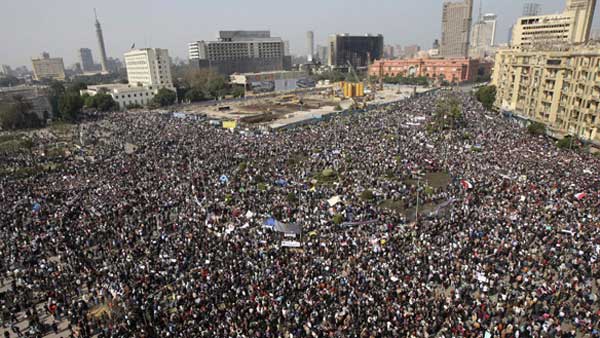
xmin=94 ymin=9 xmax=109 ymax=73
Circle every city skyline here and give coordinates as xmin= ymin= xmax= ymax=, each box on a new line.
xmin=2 ymin=0 xmax=600 ymax=68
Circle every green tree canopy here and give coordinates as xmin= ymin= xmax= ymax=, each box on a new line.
xmin=475 ymin=85 xmax=496 ymax=110
xmin=184 ymin=87 xmax=206 ymax=102
xmin=383 ymin=75 xmax=429 ymax=86
xmin=0 ymin=76 xmax=23 ymax=87
xmin=153 ymin=88 xmax=177 ymax=107
xmin=0 ymin=95 xmax=44 ymax=130
xmin=175 ymin=68 xmax=234 ymax=100
xmin=527 ymin=122 xmax=546 ymax=136
xmin=231 ymin=86 xmax=245 ymax=98
xmin=58 ymin=92 xmax=84 ymax=121
xmin=85 ymin=93 xmax=118 ymax=112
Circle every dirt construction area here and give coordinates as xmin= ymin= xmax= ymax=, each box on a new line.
xmin=174 ymin=85 xmax=429 ymax=128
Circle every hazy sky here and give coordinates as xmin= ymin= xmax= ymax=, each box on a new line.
xmin=1 ymin=0 xmax=599 ymax=68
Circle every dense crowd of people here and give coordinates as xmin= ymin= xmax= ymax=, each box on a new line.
xmin=0 ymin=90 xmax=599 ymax=337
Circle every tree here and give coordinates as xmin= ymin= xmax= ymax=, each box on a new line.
xmin=475 ymin=85 xmax=496 ymax=110
xmin=184 ymin=87 xmax=206 ymax=102
xmin=179 ymin=68 xmax=231 ymax=100
xmin=427 ymin=94 xmax=465 ymax=132
xmin=360 ymin=190 xmax=375 ymax=201
xmin=206 ymin=76 xmax=228 ymax=99
xmin=0 ymin=76 xmax=22 ymax=87
xmin=527 ymin=121 xmax=546 ymax=136
xmin=68 ymin=82 xmax=88 ymax=93
xmin=383 ymin=75 xmax=429 ymax=86
xmin=93 ymin=93 xmax=118 ymax=111
xmin=231 ymin=86 xmax=245 ymax=98
xmin=47 ymin=81 xmax=66 ymax=117
xmin=0 ymin=103 xmax=24 ymax=129
xmin=0 ymin=96 xmax=44 ymax=130
xmin=58 ymin=93 xmax=84 ymax=121
xmin=152 ymin=88 xmax=177 ymax=107
xmin=557 ymin=136 xmax=578 ymax=150
xmin=313 ymin=70 xmax=346 ymax=83
xmin=83 ymin=93 xmax=95 ymax=108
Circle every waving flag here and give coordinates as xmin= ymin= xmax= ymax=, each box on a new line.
xmin=575 ymin=192 xmax=587 ymax=200
xmin=460 ymin=180 xmax=473 ymax=190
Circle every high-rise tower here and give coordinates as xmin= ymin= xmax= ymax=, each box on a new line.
xmin=522 ymin=3 xmax=542 ymax=16
xmin=440 ymin=0 xmax=474 ymax=58
xmin=566 ymin=0 xmax=597 ymax=42
xmin=307 ymin=31 xmax=314 ymax=62
xmin=94 ymin=9 xmax=109 ymax=73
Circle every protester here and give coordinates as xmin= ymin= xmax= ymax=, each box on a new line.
xmin=0 ymin=90 xmax=598 ymax=337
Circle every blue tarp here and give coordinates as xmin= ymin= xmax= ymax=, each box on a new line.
xmin=264 ymin=218 xmax=276 ymax=228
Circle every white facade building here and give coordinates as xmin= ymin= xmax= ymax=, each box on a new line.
xmin=187 ymin=31 xmax=290 ymax=75
xmin=511 ymin=0 xmax=596 ymax=48
xmin=81 ymin=84 xmax=162 ymax=110
xmin=124 ymin=48 xmax=173 ymax=89
xmin=470 ymin=13 xmax=497 ymax=58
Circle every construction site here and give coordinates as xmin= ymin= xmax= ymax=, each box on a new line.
xmin=177 ymin=71 xmax=430 ymax=130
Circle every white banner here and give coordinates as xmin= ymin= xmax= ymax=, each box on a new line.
xmin=281 ymin=240 xmax=302 ymax=248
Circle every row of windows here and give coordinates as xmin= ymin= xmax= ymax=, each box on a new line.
xmin=115 ymin=92 xmax=153 ymax=99
xmin=522 ymin=23 xmax=570 ymax=30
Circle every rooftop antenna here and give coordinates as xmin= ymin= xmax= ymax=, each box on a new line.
xmin=478 ymin=0 xmax=482 ymax=21
xmin=94 ymin=8 xmax=98 ymax=22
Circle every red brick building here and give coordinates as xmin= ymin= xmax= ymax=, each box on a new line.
xmin=369 ymin=57 xmax=491 ymax=83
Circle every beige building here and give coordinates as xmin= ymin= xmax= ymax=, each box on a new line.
xmin=124 ymin=48 xmax=173 ymax=89
xmin=31 ymin=52 xmax=66 ymax=81
xmin=511 ymin=0 xmax=596 ymax=48
xmin=492 ymin=44 xmax=600 ymax=143
xmin=440 ymin=0 xmax=474 ymax=58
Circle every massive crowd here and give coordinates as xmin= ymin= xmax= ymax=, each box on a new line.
xmin=0 ymin=90 xmax=599 ymax=338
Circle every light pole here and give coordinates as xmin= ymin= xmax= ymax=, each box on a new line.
xmin=415 ymin=177 xmax=421 ymax=222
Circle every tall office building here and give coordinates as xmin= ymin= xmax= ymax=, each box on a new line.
xmin=511 ymin=0 xmax=597 ymax=48
xmin=328 ymin=34 xmax=384 ymax=68
xmin=470 ymin=13 xmax=497 ymax=57
xmin=31 ymin=53 xmax=66 ymax=81
xmin=188 ymin=31 xmax=291 ymax=74
xmin=94 ymin=9 xmax=109 ymax=73
xmin=78 ymin=48 xmax=95 ymax=72
xmin=124 ymin=48 xmax=173 ymax=88
xmin=307 ymin=31 xmax=314 ymax=62
xmin=566 ymin=0 xmax=597 ymax=42
xmin=440 ymin=0 xmax=473 ymax=58
xmin=316 ymin=45 xmax=328 ymax=63
xmin=522 ymin=3 xmax=542 ymax=16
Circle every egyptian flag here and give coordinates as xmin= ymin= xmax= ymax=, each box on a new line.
xmin=574 ymin=192 xmax=587 ymax=200
xmin=460 ymin=180 xmax=473 ymax=190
